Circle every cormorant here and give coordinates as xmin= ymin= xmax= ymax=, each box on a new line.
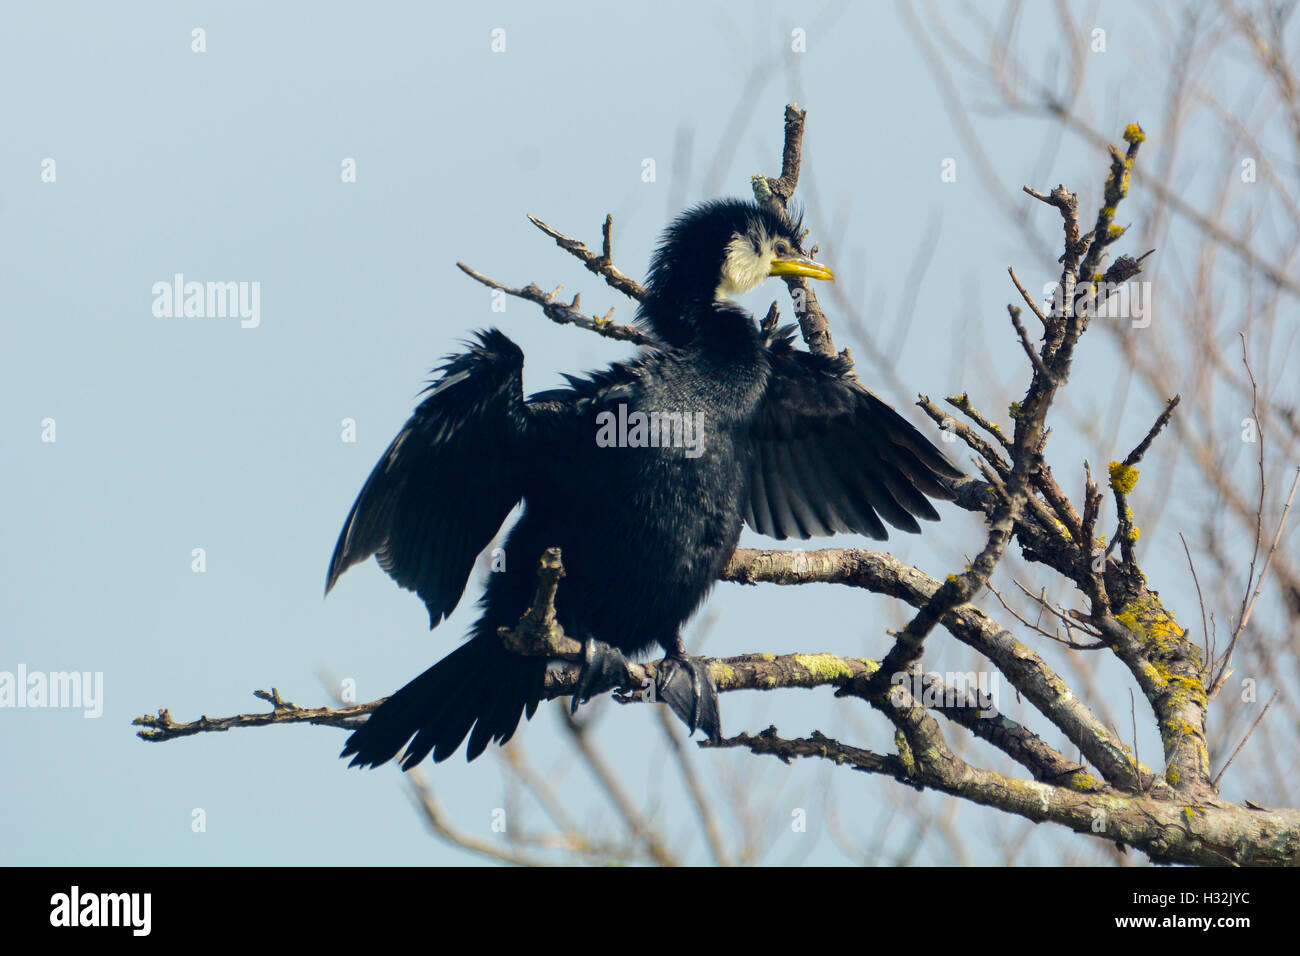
xmin=326 ymin=199 xmax=961 ymax=769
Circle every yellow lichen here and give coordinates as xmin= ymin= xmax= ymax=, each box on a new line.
xmin=1168 ymin=674 xmax=1205 ymax=694
xmin=1115 ymin=594 xmax=1187 ymax=659
xmin=1064 ymin=770 xmax=1104 ymax=793
xmin=792 ymin=653 xmax=855 ymax=682
xmin=1123 ymin=123 xmax=1146 ymax=144
xmin=1108 ymin=460 xmax=1139 ymax=494
xmin=710 ymin=663 xmax=737 ymax=686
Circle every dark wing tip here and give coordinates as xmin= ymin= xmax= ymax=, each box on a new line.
xmin=324 ymin=548 xmax=347 ymax=597
xmin=324 ymin=514 xmax=375 ymax=597
xmin=323 ymin=328 xmax=528 ymax=621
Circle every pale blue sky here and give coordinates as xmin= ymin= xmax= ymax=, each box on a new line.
xmin=3 ymin=1 xmax=1290 ymax=865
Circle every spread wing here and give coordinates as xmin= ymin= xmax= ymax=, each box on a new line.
xmin=325 ymin=329 xmax=530 ymax=627
xmin=745 ymin=329 xmax=963 ymax=541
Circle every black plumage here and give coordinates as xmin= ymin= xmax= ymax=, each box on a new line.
xmin=326 ymin=199 xmax=961 ymax=769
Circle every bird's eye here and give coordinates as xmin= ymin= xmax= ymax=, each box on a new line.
xmin=774 ymin=240 xmax=790 ymax=256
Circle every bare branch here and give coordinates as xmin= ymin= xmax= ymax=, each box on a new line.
xmin=526 ymin=214 xmax=647 ymax=302
xmin=752 ymin=103 xmax=838 ymax=360
xmin=456 ymin=262 xmax=653 ymax=345
xmin=134 ymin=690 xmax=374 ymax=742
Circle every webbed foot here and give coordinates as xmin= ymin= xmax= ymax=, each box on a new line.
xmin=656 ymin=655 xmax=721 ymax=741
xmin=571 ymin=639 xmax=632 ymax=714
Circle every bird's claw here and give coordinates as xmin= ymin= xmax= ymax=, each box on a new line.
xmin=571 ymin=639 xmax=632 ymax=714
xmin=656 ymin=656 xmax=721 ymax=741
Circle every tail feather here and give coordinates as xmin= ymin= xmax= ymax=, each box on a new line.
xmin=341 ymin=637 xmax=545 ymax=769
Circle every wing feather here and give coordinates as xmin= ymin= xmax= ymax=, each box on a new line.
xmin=326 ymin=329 xmax=530 ymax=628
xmin=745 ymin=329 xmax=961 ymax=541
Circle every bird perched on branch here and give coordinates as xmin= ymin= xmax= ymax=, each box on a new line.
xmin=326 ymin=198 xmax=961 ymax=769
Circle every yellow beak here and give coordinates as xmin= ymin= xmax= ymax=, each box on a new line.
xmin=769 ymin=256 xmax=835 ymax=281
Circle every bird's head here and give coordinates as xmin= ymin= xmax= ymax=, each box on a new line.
xmin=640 ymin=199 xmax=834 ymax=344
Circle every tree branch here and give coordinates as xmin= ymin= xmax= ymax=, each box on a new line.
xmin=455 ymin=262 xmax=653 ymax=345
xmin=752 ymin=103 xmax=838 ymax=360
xmin=526 ymin=214 xmax=647 ymax=303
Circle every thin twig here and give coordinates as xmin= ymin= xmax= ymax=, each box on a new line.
xmin=456 ymin=262 xmax=654 ymax=345
xmin=560 ymin=710 xmax=678 ymax=866
xmin=1179 ymin=532 xmax=1211 ymax=669
xmin=1008 ymin=265 xmax=1049 ymax=327
xmin=526 ymin=214 xmax=647 ymax=302
xmin=1211 ymin=689 xmax=1281 ymax=789
xmin=1211 ymin=466 xmax=1300 ymax=698
xmin=1007 ymin=303 xmax=1052 ymax=379
xmin=1123 ymin=395 xmax=1182 ymax=468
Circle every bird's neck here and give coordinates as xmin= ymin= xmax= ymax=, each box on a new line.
xmin=641 ymin=294 xmax=760 ymax=355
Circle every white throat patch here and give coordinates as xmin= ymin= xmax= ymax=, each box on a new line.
xmin=716 ymin=230 xmax=775 ymax=300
